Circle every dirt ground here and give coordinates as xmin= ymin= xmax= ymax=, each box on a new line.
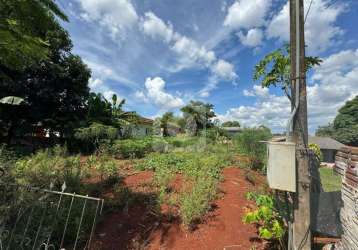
xmin=92 ymin=167 xmax=267 ymax=250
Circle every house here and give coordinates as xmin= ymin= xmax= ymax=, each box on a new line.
xmin=221 ymin=127 xmax=242 ymax=138
xmin=122 ymin=116 xmax=153 ymax=138
xmin=308 ymin=136 xmax=345 ymax=163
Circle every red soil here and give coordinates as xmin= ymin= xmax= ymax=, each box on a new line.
xmin=93 ymin=167 xmax=266 ymax=250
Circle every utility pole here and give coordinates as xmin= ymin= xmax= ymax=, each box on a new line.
xmin=290 ymin=0 xmax=311 ymax=249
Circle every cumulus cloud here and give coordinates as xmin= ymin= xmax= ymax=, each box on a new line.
xmin=140 ymin=11 xmax=237 ymax=96
xmin=223 ymin=0 xmax=272 ymax=30
xmin=219 ymin=49 xmax=358 ymax=133
xmin=218 ymin=94 xmax=290 ymax=132
xmin=136 ymin=77 xmax=184 ymax=110
xmin=243 ymin=85 xmax=269 ymax=97
xmin=141 ymin=12 xmax=174 ymax=42
xmin=237 ymin=28 xmax=264 ymax=47
xmin=266 ymin=0 xmax=345 ymax=53
xmin=77 ymin=0 xmax=138 ymax=39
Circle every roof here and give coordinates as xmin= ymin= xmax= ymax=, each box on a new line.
xmin=308 ymin=136 xmax=345 ymax=150
xmin=221 ymin=127 xmax=242 ymax=132
xmin=137 ymin=116 xmax=153 ymax=125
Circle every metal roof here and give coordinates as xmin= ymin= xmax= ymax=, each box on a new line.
xmin=308 ymin=136 xmax=345 ymax=150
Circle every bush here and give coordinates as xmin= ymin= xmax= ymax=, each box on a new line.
xmin=14 ymin=146 xmax=85 ymax=191
xmin=309 ymin=143 xmax=322 ymax=161
xmin=74 ymin=123 xmax=118 ymax=153
xmin=234 ymin=127 xmax=272 ymax=171
xmin=243 ymin=192 xmax=286 ymax=249
xmin=110 ymin=137 xmax=154 ymax=159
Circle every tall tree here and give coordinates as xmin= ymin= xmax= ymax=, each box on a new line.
xmin=0 ymin=0 xmax=68 ymax=74
xmin=160 ymin=112 xmax=174 ymax=137
xmin=316 ymin=96 xmax=358 ymax=146
xmin=0 ymin=20 xmax=91 ymax=142
xmin=181 ymin=100 xmax=216 ymax=135
xmin=253 ymin=45 xmax=321 ymax=100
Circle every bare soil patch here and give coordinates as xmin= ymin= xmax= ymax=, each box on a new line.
xmin=92 ymin=166 xmax=266 ymax=250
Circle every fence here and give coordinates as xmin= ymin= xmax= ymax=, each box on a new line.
xmin=0 ymin=178 xmax=104 ymax=250
xmin=334 ymin=146 xmax=358 ymax=250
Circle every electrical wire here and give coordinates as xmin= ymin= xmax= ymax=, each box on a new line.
xmin=304 ymin=0 xmax=314 ymax=24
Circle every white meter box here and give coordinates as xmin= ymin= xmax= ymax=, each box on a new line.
xmin=267 ymin=141 xmax=296 ymax=192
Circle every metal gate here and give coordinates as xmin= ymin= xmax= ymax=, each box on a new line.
xmin=0 ymin=174 xmax=104 ymax=250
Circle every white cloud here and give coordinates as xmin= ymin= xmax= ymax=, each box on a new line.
xmin=137 ymin=77 xmax=184 ymax=110
xmin=212 ymin=59 xmax=237 ymax=81
xmin=84 ymin=60 xmax=135 ymax=87
xmin=223 ymin=0 xmax=272 ymax=30
xmin=243 ymin=85 xmax=269 ymax=97
xmin=141 ymin=12 xmax=174 ymax=42
xmin=238 ymin=28 xmax=263 ymax=47
xmin=267 ymin=0 xmax=345 ymax=53
xmin=219 ymin=49 xmax=358 ymax=133
xmin=77 ymin=0 xmax=138 ymax=39
xmin=88 ymin=78 xmax=103 ymax=89
xmin=140 ymin=12 xmax=237 ymax=96
xmin=218 ymin=94 xmax=290 ymax=132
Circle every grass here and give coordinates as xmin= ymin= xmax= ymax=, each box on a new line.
xmin=319 ymin=167 xmax=342 ymax=192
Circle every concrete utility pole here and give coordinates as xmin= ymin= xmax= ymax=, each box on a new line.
xmin=290 ymin=0 xmax=311 ymax=249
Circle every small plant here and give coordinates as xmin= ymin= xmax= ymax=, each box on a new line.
xmin=243 ymin=192 xmax=286 ymax=249
xmin=309 ymin=143 xmax=322 ymax=162
xmin=179 ymin=175 xmax=218 ymax=227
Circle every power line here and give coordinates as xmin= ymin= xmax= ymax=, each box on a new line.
xmin=304 ymin=0 xmax=313 ymax=24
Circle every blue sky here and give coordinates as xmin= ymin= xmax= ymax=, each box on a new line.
xmin=58 ymin=0 xmax=358 ymax=133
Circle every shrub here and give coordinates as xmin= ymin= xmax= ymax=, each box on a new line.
xmin=309 ymin=143 xmax=322 ymax=162
xmin=234 ymin=128 xmax=272 ymax=171
xmin=243 ymin=192 xmax=286 ymax=249
xmin=110 ymin=137 xmax=153 ymax=159
xmin=74 ymin=123 xmax=118 ymax=153
xmin=14 ymin=146 xmax=85 ymax=191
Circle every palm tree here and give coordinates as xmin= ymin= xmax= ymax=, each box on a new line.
xmin=181 ymin=101 xmax=216 ymax=135
xmin=160 ymin=112 xmax=174 ymax=137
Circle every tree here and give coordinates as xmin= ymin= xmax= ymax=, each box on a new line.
xmin=181 ymin=100 xmax=216 ymax=135
xmin=222 ymin=121 xmax=240 ymax=127
xmin=0 ymin=0 xmax=68 ymax=73
xmin=316 ymin=96 xmax=358 ymax=146
xmin=0 ymin=22 xmax=91 ymax=142
xmin=253 ymin=45 xmax=321 ymax=100
xmin=87 ymin=93 xmax=138 ymax=130
xmin=315 ymin=123 xmax=335 ymax=137
xmin=160 ymin=112 xmax=174 ymax=137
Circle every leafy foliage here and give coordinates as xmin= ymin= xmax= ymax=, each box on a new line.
xmin=309 ymin=143 xmax=322 ymax=162
xmin=160 ymin=112 xmax=174 ymax=137
xmin=74 ymin=122 xmax=118 ymax=152
xmin=316 ymin=96 xmax=358 ymax=146
xmin=0 ymin=0 xmax=68 ymax=71
xmin=181 ymin=100 xmax=216 ymax=136
xmin=222 ymin=121 xmax=240 ymax=127
xmin=253 ymin=45 xmax=321 ymax=99
xmin=110 ymin=137 xmax=155 ymax=159
xmin=243 ymin=192 xmax=286 ymax=248
xmin=234 ymin=127 xmax=272 ymax=171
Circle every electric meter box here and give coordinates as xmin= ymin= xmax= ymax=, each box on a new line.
xmin=266 ymin=141 xmax=296 ymax=192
